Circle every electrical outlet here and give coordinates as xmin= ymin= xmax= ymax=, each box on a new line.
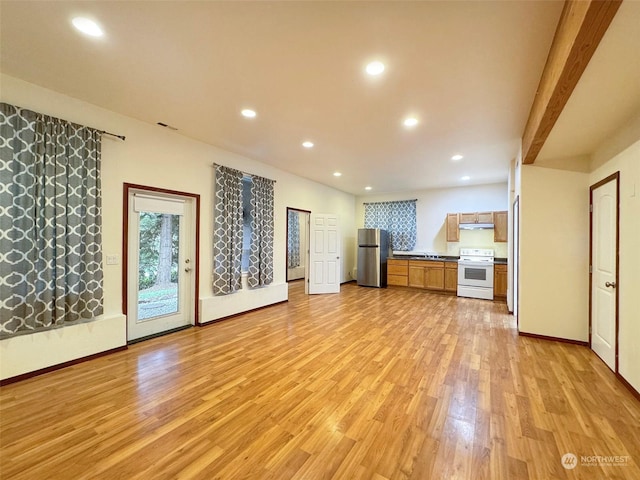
xmin=106 ymin=254 xmax=119 ymax=265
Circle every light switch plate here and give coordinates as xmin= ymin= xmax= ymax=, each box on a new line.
xmin=106 ymin=254 xmax=120 ymax=265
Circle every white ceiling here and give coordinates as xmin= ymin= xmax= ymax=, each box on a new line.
xmin=0 ymin=1 xmax=568 ymax=194
xmin=536 ymin=0 xmax=640 ymax=168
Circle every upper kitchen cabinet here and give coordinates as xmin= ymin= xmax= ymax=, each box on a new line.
xmin=446 ymin=213 xmax=459 ymax=242
xmin=460 ymin=212 xmax=494 ymax=224
xmin=458 ymin=212 xmax=477 ymax=224
xmin=494 ymin=211 xmax=508 ymax=242
xmin=477 ymin=212 xmax=494 ymax=224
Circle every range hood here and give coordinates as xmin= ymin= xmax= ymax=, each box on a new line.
xmin=459 ymin=223 xmax=494 ymax=230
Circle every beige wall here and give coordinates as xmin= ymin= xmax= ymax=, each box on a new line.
xmin=518 ymin=165 xmax=590 ymax=342
xmin=0 ymin=75 xmax=356 ymax=380
xmin=590 ymin=139 xmax=640 ymax=393
xmin=515 ymin=110 xmax=640 ymax=394
xmin=355 ymin=183 xmax=509 ymax=261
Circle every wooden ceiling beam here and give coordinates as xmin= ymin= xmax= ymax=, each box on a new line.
xmin=521 ymin=0 xmax=622 ymax=165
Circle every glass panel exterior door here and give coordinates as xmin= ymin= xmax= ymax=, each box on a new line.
xmin=137 ymin=212 xmax=180 ymax=321
xmin=128 ymin=192 xmax=193 ymax=341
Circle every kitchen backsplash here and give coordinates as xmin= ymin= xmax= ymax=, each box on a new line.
xmin=446 ymin=229 xmax=508 ymax=258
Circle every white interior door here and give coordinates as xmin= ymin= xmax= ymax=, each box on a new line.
xmin=513 ymin=197 xmax=519 ymax=322
xmin=128 ymin=192 xmax=194 ymax=341
xmin=591 ymin=178 xmax=618 ymax=371
xmin=309 ymin=213 xmax=341 ymax=294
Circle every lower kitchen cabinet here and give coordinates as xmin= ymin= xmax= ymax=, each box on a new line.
xmin=425 ymin=262 xmax=445 ymax=290
xmin=390 ymin=259 xmax=453 ymax=293
xmin=444 ymin=263 xmax=458 ymax=293
xmin=494 ymin=264 xmax=507 ymax=299
xmin=387 ymin=259 xmax=409 ymax=286
xmin=408 ymin=263 xmax=425 ymax=288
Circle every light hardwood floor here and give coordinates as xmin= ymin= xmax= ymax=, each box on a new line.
xmin=1 ymin=282 xmax=639 ymax=479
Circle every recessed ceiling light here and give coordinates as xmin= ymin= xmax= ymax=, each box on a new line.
xmin=403 ymin=117 xmax=419 ymax=128
xmin=241 ymin=109 xmax=256 ymax=118
xmin=461 ymin=176 xmax=471 ymax=181
xmin=451 ymin=154 xmax=464 ymax=161
xmin=333 ymin=172 xmax=342 ymax=177
xmin=302 ymin=141 xmax=314 ymax=148
xmin=365 ymin=61 xmax=385 ymax=76
xmin=72 ymin=17 xmax=104 ymax=37
xmin=365 ymin=186 xmax=372 ymax=191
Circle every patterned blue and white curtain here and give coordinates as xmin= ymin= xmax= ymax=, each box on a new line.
xmin=364 ymin=200 xmax=417 ymax=251
xmin=212 ymin=164 xmax=244 ymax=295
xmin=287 ymin=210 xmax=300 ymax=268
xmin=248 ymin=175 xmax=275 ymax=288
xmin=0 ymin=103 xmax=103 ymax=338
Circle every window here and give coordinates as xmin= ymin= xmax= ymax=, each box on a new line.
xmin=212 ymin=164 xmax=274 ymax=295
xmin=364 ymin=200 xmax=417 ymax=251
xmin=0 ymin=103 xmax=104 ymax=337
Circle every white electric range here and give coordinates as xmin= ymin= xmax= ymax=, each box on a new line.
xmin=457 ymin=248 xmax=494 ymax=300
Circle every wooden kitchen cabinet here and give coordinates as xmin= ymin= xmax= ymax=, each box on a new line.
xmin=459 ymin=212 xmax=477 ymax=224
xmin=446 ymin=213 xmax=459 ymax=242
xmin=460 ymin=211 xmax=493 ymax=224
xmin=444 ymin=263 xmax=458 ymax=292
xmin=387 ymin=259 xmax=408 ymax=286
xmin=408 ymin=260 xmax=444 ymax=290
xmin=425 ymin=261 xmax=445 ymax=290
xmin=389 ymin=258 xmax=453 ymax=293
xmin=494 ymin=264 xmax=507 ymax=299
xmin=477 ymin=211 xmax=494 ymax=223
xmin=408 ymin=262 xmax=426 ymax=288
xmin=494 ymin=210 xmax=508 ymax=242
xmin=447 ymin=210 xmax=506 ymax=244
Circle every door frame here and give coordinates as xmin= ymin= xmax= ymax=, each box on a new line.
xmin=123 ymin=183 xmax=201 ymax=334
xmin=285 ymin=207 xmax=311 ymax=283
xmin=513 ymin=195 xmax=520 ymax=326
xmin=589 ymin=172 xmax=620 ymax=372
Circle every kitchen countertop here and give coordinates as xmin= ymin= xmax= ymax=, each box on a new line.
xmin=389 ymin=255 xmax=459 ymax=263
xmin=390 ymin=256 xmax=508 ymax=265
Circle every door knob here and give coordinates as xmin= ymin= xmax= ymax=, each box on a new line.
xmin=185 ymin=267 xmax=192 ymax=273
xmin=605 ymin=281 xmax=616 ymax=288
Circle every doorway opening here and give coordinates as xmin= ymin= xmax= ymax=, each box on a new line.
xmin=123 ymin=184 xmax=200 ymax=343
xmin=286 ymin=207 xmax=311 ymax=284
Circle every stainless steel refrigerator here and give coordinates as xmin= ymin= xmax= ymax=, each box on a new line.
xmin=357 ymin=228 xmax=389 ymax=287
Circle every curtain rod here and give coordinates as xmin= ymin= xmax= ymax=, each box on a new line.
xmin=213 ymin=163 xmax=276 ymax=183
xmin=363 ymin=199 xmax=417 ymax=205
xmin=99 ymin=130 xmax=126 ymax=141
